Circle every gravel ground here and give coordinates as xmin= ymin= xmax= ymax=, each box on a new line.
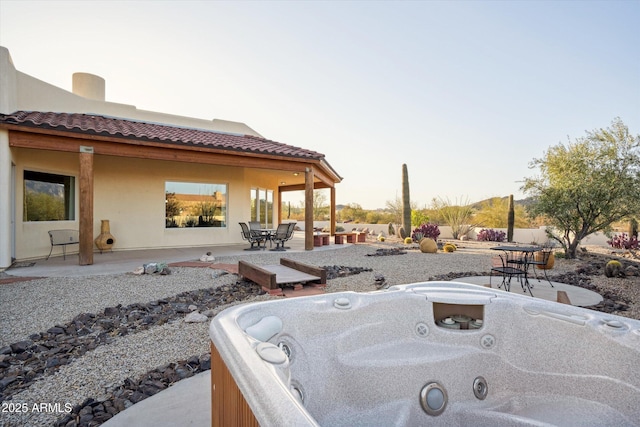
xmin=1 ymin=241 xmax=638 ymax=427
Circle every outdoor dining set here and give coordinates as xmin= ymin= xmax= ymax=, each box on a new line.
xmin=239 ymin=221 xmax=296 ymax=251
xmin=489 ymin=245 xmax=554 ymax=297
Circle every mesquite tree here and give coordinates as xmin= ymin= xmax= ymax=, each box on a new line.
xmin=523 ymin=118 xmax=640 ymax=259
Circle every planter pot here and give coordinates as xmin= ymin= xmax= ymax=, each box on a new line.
xmin=535 ymin=251 xmax=555 ymax=270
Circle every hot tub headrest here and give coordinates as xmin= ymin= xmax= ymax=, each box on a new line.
xmin=245 ymin=316 xmax=283 ymax=342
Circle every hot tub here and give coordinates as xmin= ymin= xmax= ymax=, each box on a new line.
xmin=209 ymin=282 xmax=640 ymax=427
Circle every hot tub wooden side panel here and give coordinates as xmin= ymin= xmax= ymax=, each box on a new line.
xmin=211 ymin=342 xmax=259 ymax=427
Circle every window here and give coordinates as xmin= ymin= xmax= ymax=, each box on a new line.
xmin=23 ymin=171 xmax=75 ymax=221
xmin=165 ymin=181 xmax=227 ymax=228
xmin=250 ymin=188 xmax=273 ymax=227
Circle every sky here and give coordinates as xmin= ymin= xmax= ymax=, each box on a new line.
xmin=1 ymin=0 xmax=639 ymax=210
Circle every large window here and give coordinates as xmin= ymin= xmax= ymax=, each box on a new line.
xmin=165 ymin=181 xmax=227 ymax=228
xmin=23 ymin=171 xmax=75 ymax=221
xmin=250 ymin=188 xmax=273 ymax=227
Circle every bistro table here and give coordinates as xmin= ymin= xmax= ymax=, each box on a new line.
xmin=490 ymin=245 xmax=540 ymax=296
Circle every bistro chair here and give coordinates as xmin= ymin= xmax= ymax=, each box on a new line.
xmin=527 ymin=249 xmax=554 ymax=287
xmin=249 ymin=221 xmax=262 ymax=231
xmin=490 ymin=254 xmax=527 ymax=294
xmin=239 ymin=222 xmax=265 ymax=250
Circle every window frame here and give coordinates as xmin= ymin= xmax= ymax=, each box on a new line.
xmin=23 ymin=169 xmax=76 ymax=222
xmin=165 ymin=180 xmax=228 ymax=229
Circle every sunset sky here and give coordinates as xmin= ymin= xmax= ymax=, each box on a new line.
xmin=1 ymin=0 xmax=638 ymax=209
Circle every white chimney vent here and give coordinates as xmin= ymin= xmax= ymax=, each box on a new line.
xmin=72 ymin=72 xmax=105 ymax=101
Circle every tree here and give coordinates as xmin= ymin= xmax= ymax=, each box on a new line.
xmin=472 ymin=197 xmax=530 ymax=228
xmin=312 ymin=190 xmax=329 ymax=220
xmin=523 ymin=118 xmax=640 ymax=259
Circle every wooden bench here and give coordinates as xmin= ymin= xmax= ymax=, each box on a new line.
xmin=238 ymin=258 xmax=326 ymax=295
xmin=313 ymin=233 xmax=330 ymax=247
xmin=47 ymin=229 xmax=79 ymax=260
xmin=334 ymin=232 xmax=357 ymax=244
xmin=356 ymin=231 xmax=367 ymax=242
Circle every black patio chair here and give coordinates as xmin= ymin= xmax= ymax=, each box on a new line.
xmin=490 ymin=254 xmax=528 ymax=294
xmin=269 ymin=223 xmax=291 ymax=251
xmin=527 ymin=249 xmax=554 ymax=287
xmin=249 ymin=221 xmax=261 ymax=231
xmin=239 ymin=222 xmax=265 ymax=250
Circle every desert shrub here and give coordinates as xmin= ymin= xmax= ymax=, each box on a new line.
xmin=607 ymin=233 xmax=639 ymax=250
xmin=412 ymin=223 xmax=440 ymax=242
xmin=477 ymin=228 xmax=506 ymax=242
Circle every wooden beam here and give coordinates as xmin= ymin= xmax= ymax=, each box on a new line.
xmin=78 ymin=147 xmax=94 ymax=265
xmin=305 ymin=167 xmax=314 ymax=250
xmin=238 ymin=260 xmax=277 ymax=290
xmin=280 ymin=258 xmax=326 ymax=285
xmin=8 ymin=130 xmax=339 ymax=179
xmin=330 ymin=186 xmax=336 ymax=236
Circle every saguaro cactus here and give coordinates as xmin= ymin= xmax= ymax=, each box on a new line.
xmin=402 ymin=164 xmax=411 ymax=239
xmin=507 ymin=194 xmax=515 ymax=242
xmin=630 ymin=218 xmax=638 ymax=239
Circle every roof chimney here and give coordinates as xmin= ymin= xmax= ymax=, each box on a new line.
xmin=72 ymin=72 xmax=105 ymax=101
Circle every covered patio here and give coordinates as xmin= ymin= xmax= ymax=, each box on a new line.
xmin=0 ymin=111 xmax=342 ymax=266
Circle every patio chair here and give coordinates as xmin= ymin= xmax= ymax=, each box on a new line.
xmin=249 ymin=221 xmax=262 ymax=231
xmin=527 ymin=249 xmax=554 ymax=287
xmin=239 ymin=222 xmax=265 ymax=250
xmin=490 ymin=254 xmax=526 ymax=293
xmin=282 ymin=222 xmax=296 ymax=249
xmin=269 ymin=223 xmax=291 ymax=251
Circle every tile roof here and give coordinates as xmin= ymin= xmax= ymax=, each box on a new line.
xmin=0 ymin=111 xmax=325 ymax=160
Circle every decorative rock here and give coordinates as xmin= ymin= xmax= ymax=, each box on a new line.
xmin=184 ymin=312 xmax=208 ymax=323
xmin=10 ymin=340 xmax=33 ymax=353
xmin=200 ymin=252 xmax=215 ymax=262
xmin=188 ymin=304 xmax=198 ymax=312
xmin=420 ymin=238 xmax=438 ymax=253
xmin=132 ymin=266 xmax=144 ymax=275
xmin=144 ymin=263 xmax=158 ymax=274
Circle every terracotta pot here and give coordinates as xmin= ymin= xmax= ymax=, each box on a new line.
xmin=535 ymin=251 xmax=555 ymax=270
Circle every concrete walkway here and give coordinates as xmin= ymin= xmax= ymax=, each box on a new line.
xmin=4 ymin=232 xmax=332 ymax=278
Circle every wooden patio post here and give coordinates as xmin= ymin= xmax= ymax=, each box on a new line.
xmin=79 ymin=146 xmax=94 ymax=265
xmin=330 ymin=186 xmax=336 ymax=235
xmin=305 ymin=167 xmax=314 ymax=250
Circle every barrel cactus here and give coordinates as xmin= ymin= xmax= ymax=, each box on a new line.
xmin=443 ymin=243 xmax=457 ymax=252
xmin=604 ymin=260 xmax=625 ymax=278
xmin=404 ymin=237 xmax=413 ymax=245
xmin=419 ymin=238 xmax=438 ymax=253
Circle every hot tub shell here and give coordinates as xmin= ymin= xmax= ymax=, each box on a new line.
xmin=209 ymin=281 xmax=640 ymax=427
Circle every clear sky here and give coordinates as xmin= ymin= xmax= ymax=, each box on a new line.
xmin=1 ymin=0 xmax=638 ymax=209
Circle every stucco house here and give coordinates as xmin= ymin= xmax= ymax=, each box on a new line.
xmin=0 ymin=47 xmax=342 ymax=268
